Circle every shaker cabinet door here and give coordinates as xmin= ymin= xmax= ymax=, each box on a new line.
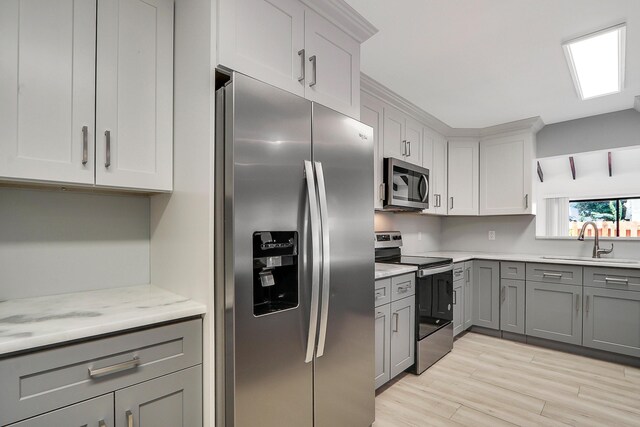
xmin=383 ymin=106 xmax=405 ymax=160
xmin=0 ymin=0 xmax=96 ymax=185
xmin=8 ymin=394 xmax=113 ymax=427
xmin=526 ymin=281 xmax=582 ymax=345
xmin=375 ymin=304 xmax=391 ymax=389
xmin=218 ymin=0 xmax=305 ymax=97
xmin=500 ymin=279 xmax=525 ymax=335
xmin=463 ymin=262 xmax=473 ymax=330
xmin=96 ymin=0 xmax=174 ymax=191
xmin=473 ymin=260 xmax=500 ymax=330
xmin=390 ymin=297 xmax=415 ymax=377
xmin=361 ymin=93 xmax=385 ymax=209
xmin=115 ymin=365 xmax=202 ymax=427
xmin=453 ymin=280 xmax=465 ymax=336
xmin=304 ymin=9 xmax=360 ymax=119
xmin=447 ymin=140 xmax=479 ymax=215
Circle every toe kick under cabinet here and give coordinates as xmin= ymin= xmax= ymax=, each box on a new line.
xmin=0 ymin=319 xmax=203 ymax=427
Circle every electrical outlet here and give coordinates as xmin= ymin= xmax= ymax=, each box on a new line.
xmin=488 ymin=230 xmax=496 ymax=241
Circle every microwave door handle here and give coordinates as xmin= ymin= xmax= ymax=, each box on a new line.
xmin=419 ymin=174 xmax=428 ymax=203
xmin=304 ymin=160 xmax=321 ymax=363
xmin=314 ymin=161 xmax=331 ymax=358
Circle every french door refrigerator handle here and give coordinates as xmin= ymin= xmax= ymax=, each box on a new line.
xmin=315 ymin=161 xmax=331 ymax=358
xmin=304 ymin=160 xmax=321 ymax=363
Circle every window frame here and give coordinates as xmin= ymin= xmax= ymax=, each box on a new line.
xmin=569 ymin=196 xmax=636 ymax=237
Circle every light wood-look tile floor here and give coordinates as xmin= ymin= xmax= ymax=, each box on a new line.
xmin=374 ymin=332 xmax=640 ymax=427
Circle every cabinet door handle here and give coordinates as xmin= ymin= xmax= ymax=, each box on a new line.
xmin=104 ymin=130 xmax=111 ymax=168
xmin=309 ymin=55 xmax=317 ymax=87
xmin=466 ymin=267 xmax=470 ymax=284
xmin=126 ymin=410 xmax=133 ymax=427
xmin=501 ymin=286 xmax=506 ymax=303
xmin=408 ymin=141 xmax=411 ymax=157
xmin=542 ymin=272 xmax=562 ymax=279
xmin=99 ymin=421 xmax=107 ymax=427
xmin=392 ymin=312 xmax=399 ymax=332
xmin=585 ymin=295 xmax=590 ymax=315
xmin=525 ymin=194 xmax=529 ymax=209
xmin=298 ymin=49 xmax=305 ymax=82
xmin=88 ymin=356 xmax=140 ymax=378
xmin=379 ymin=183 xmax=386 ymax=201
xmin=82 ymin=126 xmax=88 ymax=166
xmin=605 ymin=277 xmax=629 ymax=284
xmin=575 ymin=294 xmax=580 ymax=314
xmin=453 ymin=290 xmax=457 ymax=305
xmin=402 ymin=140 xmax=406 ymax=156
xmin=450 ymin=197 xmax=454 ymax=210
xmin=375 ymin=291 xmax=383 ymax=300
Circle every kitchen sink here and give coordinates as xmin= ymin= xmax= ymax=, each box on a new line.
xmin=541 ymin=256 xmax=640 ymax=265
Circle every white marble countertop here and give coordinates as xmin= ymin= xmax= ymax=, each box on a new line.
xmin=375 ymin=263 xmax=417 ymax=279
xmin=409 ymin=251 xmax=640 ymax=269
xmin=0 ymin=285 xmax=207 ymax=356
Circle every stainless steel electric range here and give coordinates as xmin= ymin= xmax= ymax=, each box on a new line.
xmin=375 ymin=231 xmax=454 ymax=374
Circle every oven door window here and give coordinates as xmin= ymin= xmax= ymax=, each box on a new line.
xmin=417 ymin=273 xmax=453 ymax=340
xmin=392 ymin=164 xmax=428 ymax=204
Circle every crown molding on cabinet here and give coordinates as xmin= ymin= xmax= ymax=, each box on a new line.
xmin=448 ymin=116 xmax=546 ymax=138
xmin=635 ymin=96 xmax=640 ymax=113
xmin=301 ymin=0 xmax=378 ymax=43
xmin=361 ymin=72 xmax=452 ymax=136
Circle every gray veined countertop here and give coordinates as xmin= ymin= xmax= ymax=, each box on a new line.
xmin=0 ymin=285 xmax=207 ymax=356
xmin=375 ymin=263 xmax=418 ymax=279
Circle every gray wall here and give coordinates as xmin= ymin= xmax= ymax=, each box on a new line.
xmin=0 ymin=188 xmax=150 ymax=299
xmin=537 ymin=109 xmax=640 ymax=158
xmin=440 ymin=215 xmax=640 ymax=259
xmin=375 ymin=212 xmax=441 ymax=254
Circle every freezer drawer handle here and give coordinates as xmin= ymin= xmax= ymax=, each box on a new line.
xmin=315 ymin=161 xmax=331 ymax=358
xmin=88 ymin=356 xmax=140 ymax=378
xmin=304 ymin=160 xmax=321 ymax=364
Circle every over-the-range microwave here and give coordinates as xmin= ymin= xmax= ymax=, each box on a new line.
xmin=383 ymin=157 xmax=429 ymax=211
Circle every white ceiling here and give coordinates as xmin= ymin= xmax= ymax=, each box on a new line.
xmin=346 ymin=0 xmax=640 ymax=128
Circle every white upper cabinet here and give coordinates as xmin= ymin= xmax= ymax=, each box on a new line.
xmin=218 ymin=0 xmax=306 ymax=97
xmin=304 ymin=9 xmax=360 ymax=119
xmin=448 ymin=139 xmax=479 ymax=216
xmin=0 ymin=0 xmax=173 ymax=192
xmin=218 ymin=0 xmax=375 ymax=119
xmin=0 ymin=0 xmax=96 ymax=185
xmin=96 ymin=0 xmax=174 ymax=191
xmin=382 ymin=107 xmax=422 ymax=167
xmin=479 ymin=132 xmax=535 ymax=215
xmin=422 ymin=127 xmax=447 ymax=215
xmin=361 ymin=92 xmax=384 ymax=209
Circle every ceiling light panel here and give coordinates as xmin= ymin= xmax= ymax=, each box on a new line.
xmin=563 ymin=24 xmax=626 ymax=100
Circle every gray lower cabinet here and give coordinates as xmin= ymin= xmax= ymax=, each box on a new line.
xmin=390 ymin=296 xmax=415 ymax=378
xmin=115 ymin=365 xmax=202 ymax=427
xmin=583 ymin=287 xmax=640 ymax=358
xmin=1 ymin=319 xmax=203 ymax=427
xmin=8 ymin=394 xmax=114 ymax=427
xmin=453 ymin=277 xmax=464 ymax=336
xmin=374 ymin=304 xmax=391 ymax=389
xmin=473 ymin=260 xmax=500 ymax=330
xmin=526 ymin=281 xmax=582 ymax=345
xmin=463 ymin=261 xmax=473 ymax=330
xmin=500 ymin=279 xmax=525 ymax=334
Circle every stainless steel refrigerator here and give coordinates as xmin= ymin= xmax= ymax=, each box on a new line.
xmin=214 ymin=72 xmax=375 ymax=427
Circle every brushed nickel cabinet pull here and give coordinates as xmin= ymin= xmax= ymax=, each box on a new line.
xmin=126 ymin=410 xmax=133 ymax=427
xmin=309 ymin=55 xmax=317 ymax=87
xmin=453 ymin=290 xmax=457 ymax=305
xmin=575 ymin=294 xmax=580 ymax=314
xmin=88 ymin=356 xmax=139 ymax=378
xmin=542 ymin=272 xmax=562 ymax=279
xmin=525 ymin=194 xmax=529 ymax=209
xmin=105 ymin=130 xmax=111 ymax=168
xmin=450 ymin=197 xmax=454 ymax=210
xmin=82 ymin=126 xmax=88 ymax=165
xmin=392 ymin=312 xmax=399 ymax=332
xmin=407 ymin=141 xmax=412 ymax=157
xmin=99 ymin=421 xmax=107 ymax=427
xmin=605 ymin=277 xmax=629 ymax=284
xmin=585 ymin=295 xmax=590 ymax=315
xmin=298 ymin=49 xmax=305 ymax=82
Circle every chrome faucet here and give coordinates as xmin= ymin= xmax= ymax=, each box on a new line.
xmin=577 ymin=221 xmax=613 ymax=258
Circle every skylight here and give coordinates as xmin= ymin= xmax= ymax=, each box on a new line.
xmin=562 ymin=24 xmax=626 ymax=100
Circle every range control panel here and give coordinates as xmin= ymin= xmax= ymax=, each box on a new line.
xmin=375 ymin=231 xmax=403 ymax=249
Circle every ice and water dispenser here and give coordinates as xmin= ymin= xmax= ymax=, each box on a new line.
xmin=252 ymin=231 xmax=298 ymax=316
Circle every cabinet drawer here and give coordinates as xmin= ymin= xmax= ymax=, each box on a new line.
xmin=374 ymin=278 xmax=392 ymax=307
xmin=391 ymin=273 xmax=415 ymax=301
xmin=501 ymin=261 xmax=525 ymax=280
xmin=526 ymin=263 xmax=582 ymax=286
xmin=584 ymin=267 xmax=640 ymax=292
xmin=453 ymin=264 xmax=465 ymax=281
xmin=0 ymin=319 xmax=202 ymax=426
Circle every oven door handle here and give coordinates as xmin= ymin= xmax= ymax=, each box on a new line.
xmin=417 ymin=264 xmax=453 ymax=277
